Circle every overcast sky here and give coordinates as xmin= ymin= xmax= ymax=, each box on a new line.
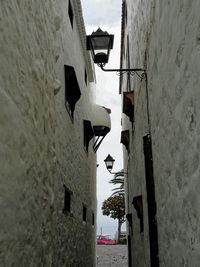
xmin=81 ymin=0 xmax=125 ymax=238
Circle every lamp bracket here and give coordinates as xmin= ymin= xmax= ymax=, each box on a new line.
xmin=98 ymin=63 xmax=146 ymax=80
xmin=108 ymin=170 xmax=128 ymax=175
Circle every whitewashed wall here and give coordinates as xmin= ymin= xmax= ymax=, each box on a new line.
xmin=123 ymin=0 xmax=200 ymax=266
xmin=0 ymin=1 xmax=97 ymax=266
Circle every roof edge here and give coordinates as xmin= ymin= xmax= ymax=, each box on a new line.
xmin=73 ymin=0 xmax=96 ymax=83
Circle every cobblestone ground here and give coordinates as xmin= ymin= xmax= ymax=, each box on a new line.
xmin=96 ymin=245 xmax=128 ymax=266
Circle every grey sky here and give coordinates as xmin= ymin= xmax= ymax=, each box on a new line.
xmin=81 ymin=0 xmax=121 ymax=27
xmin=81 ymin=0 xmax=125 ymax=238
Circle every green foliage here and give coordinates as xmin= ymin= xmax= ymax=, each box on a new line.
xmin=102 ymin=170 xmax=126 ymax=240
xmin=101 ymin=194 xmax=125 ymax=223
xmin=109 ymin=170 xmax=125 ymax=196
xmin=117 ymin=237 xmax=127 ymax=244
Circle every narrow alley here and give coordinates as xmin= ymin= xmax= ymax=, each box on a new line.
xmin=97 ymin=245 xmax=128 ymax=267
xmin=1 ymin=0 xmax=200 ymax=266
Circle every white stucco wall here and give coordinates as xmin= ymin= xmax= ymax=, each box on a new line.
xmin=0 ymin=1 xmax=97 ymax=266
xmin=123 ymin=0 xmax=200 ymax=266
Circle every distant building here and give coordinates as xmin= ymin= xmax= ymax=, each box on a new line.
xmin=120 ymin=0 xmax=200 ymax=266
xmin=0 ymin=1 xmax=110 ymax=266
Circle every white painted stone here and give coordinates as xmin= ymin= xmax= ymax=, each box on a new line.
xmin=0 ymin=1 xmax=102 ymax=266
xmin=122 ymin=0 xmax=200 ymax=266
xmin=53 ymin=79 xmax=62 ymax=95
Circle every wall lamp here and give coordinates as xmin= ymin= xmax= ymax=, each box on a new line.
xmin=87 ymin=28 xmax=151 ymax=133
xmin=86 ymin=28 xmax=146 ymax=80
xmin=104 ymin=154 xmax=127 ymax=175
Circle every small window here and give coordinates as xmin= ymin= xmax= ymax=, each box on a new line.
xmin=92 ymin=212 xmax=95 ymax=226
xmin=85 ymin=69 xmax=88 ymax=86
xmin=64 ymin=65 xmax=81 ymax=121
xmin=83 ymin=205 xmax=87 ymax=222
xmin=123 ymin=91 xmax=134 ymax=123
xmin=63 ymin=185 xmax=72 ymax=214
xmin=120 ymin=130 xmax=129 ymax=151
xmin=126 ymin=35 xmax=131 ymax=92
xmin=68 ymin=0 xmax=73 ymax=28
xmin=83 ymin=120 xmax=94 ymax=152
xmin=125 ymin=2 xmax=128 ymax=25
xmin=132 ymin=195 xmax=143 ymax=233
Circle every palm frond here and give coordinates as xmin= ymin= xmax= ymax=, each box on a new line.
xmin=114 ymin=171 xmax=125 ymax=178
xmin=109 ymin=169 xmax=125 ymax=197
xmin=109 ymin=178 xmax=124 ymax=184
xmin=112 ymin=186 xmax=124 ymax=191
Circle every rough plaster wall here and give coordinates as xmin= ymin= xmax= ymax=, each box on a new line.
xmin=148 ymin=1 xmax=200 ymax=266
xmin=125 ymin=0 xmax=200 ymax=266
xmin=123 ymin=0 xmax=153 ymax=266
xmin=0 ymin=1 xmax=96 ymax=266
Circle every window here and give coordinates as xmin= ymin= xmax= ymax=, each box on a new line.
xmin=143 ymin=134 xmax=159 ymax=267
xmin=132 ymin=196 xmax=143 ymax=233
xmin=64 ymin=65 xmax=81 ymax=121
xmin=126 ymin=35 xmax=131 ymax=92
xmin=120 ymin=130 xmax=129 ymax=151
xmin=85 ymin=68 xmax=88 ymax=86
xmin=83 ymin=120 xmax=94 ymax=152
xmin=63 ymin=185 xmax=72 ymax=215
xmin=92 ymin=212 xmax=95 ymax=226
xmin=68 ymin=0 xmax=73 ymax=28
xmin=83 ymin=205 xmax=87 ymax=222
xmin=123 ymin=91 xmax=134 ymax=123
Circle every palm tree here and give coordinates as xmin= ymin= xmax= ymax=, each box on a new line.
xmin=108 ymin=170 xmax=126 ymax=241
xmin=109 ymin=170 xmax=125 ymax=196
xmin=102 ymin=194 xmax=126 ymax=241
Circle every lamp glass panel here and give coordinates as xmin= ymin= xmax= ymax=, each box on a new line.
xmin=105 ymin=161 xmax=113 ymax=171
xmin=91 ymin=36 xmax=111 ymax=51
xmin=104 ymin=154 xmax=115 ymax=171
xmin=90 ymin=36 xmax=110 ymax=64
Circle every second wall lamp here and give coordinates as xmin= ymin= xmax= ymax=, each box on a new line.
xmin=104 ymin=154 xmax=127 ymax=175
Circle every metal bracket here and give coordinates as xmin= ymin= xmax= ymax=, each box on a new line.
xmin=97 ymin=63 xmax=146 ymax=81
xmin=108 ymin=170 xmax=128 ymax=175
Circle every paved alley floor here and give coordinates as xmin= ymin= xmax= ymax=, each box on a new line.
xmin=96 ymin=245 xmax=128 ymax=266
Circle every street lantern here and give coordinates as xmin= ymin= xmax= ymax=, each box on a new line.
xmin=104 ymin=154 xmax=128 ymax=175
xmin=104 ymin=154 xmax=115 ymax=172
xmin=86 ymin=28 xmax=146 ymax=79
xmin=86 ymin=28 xmax=114 ymax=65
